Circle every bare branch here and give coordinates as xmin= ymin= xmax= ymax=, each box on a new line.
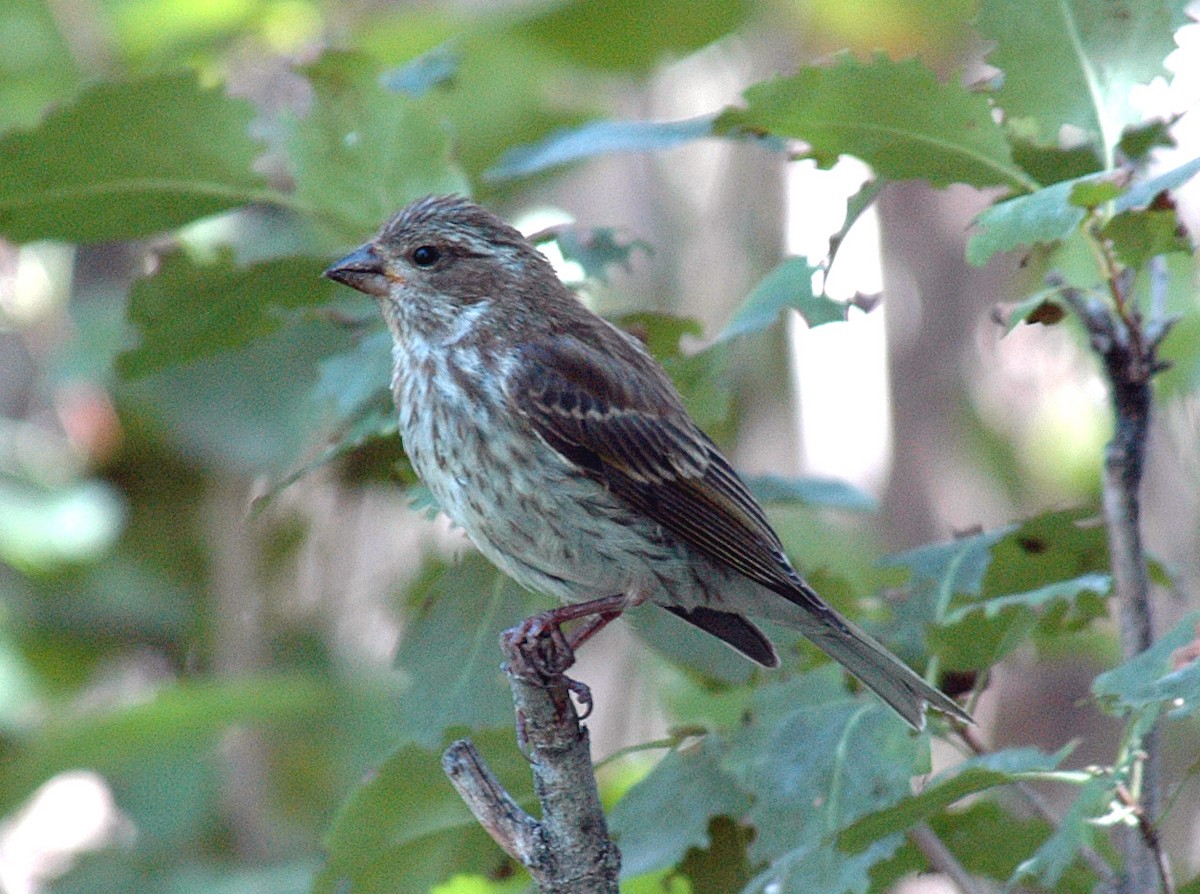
xmin=443 ymin=625 xmax=620 ymax=894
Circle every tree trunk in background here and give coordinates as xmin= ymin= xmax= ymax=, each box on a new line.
xmin=877 ymin=182 xmax=1005 ymax=549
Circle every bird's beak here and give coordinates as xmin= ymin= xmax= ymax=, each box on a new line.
xmin=323 ymin=244 xmax=394 ymax=298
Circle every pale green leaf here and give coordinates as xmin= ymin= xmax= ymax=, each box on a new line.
xmin=1092 ymin=610 xmax=1200 ymax=716
xmin=718 ymin=256 xmax=844 ymax=341
xmin=488 ymin=116 xmax=718 ymax=180
xmin=717 ymin=55 xmax=1034 ymax=192
xmin=0 ymin=72 xmax=270 ymax=243
xmin=743 ymin=474 xmax=877 ymax=511
xmin=967 ymin=174 xmax=1096 ymax=264
xmin=979 ymin=0 xmax=1187 ymax=151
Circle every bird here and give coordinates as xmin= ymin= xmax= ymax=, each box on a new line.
xmin=324 ymin=195 xmax=970 ymax=730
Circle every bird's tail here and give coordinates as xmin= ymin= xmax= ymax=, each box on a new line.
xmin=767 ymin=583 xmax=972 ymax=730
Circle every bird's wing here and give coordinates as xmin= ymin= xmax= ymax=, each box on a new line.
xmin=506 ymin=332 xmax=823 ymax=611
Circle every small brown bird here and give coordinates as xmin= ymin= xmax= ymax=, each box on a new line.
xmin=325 ymin=195 xmax=969 ymax=730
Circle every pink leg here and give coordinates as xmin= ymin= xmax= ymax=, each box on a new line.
xmin=501 ymin=594 xmax=630 ymax=719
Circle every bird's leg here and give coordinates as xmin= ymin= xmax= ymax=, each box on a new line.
xmin=502 ymin=593 xmax=630 ymax=720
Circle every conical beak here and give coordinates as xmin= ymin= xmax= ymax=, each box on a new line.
xmin=323 ymin=244 xmax=393 ymax=298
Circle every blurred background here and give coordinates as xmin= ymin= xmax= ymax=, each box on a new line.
xmin=1 ymin=0 xmax=1198 ymax=892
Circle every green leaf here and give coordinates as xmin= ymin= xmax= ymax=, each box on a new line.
xmin=928 ymin=801 xmax=1099 ymax=889
xmin=124 ymin=316 xmax=354 ymax=472
xmin=118 ymin=253 xmax=334 ymax=378
xmin=1068 ymin=177 xmax=1125 ymax=209
xmin=722 ymin=670 xmax=922 ymax=892
xmin=839 ymin=746 xmax=1072 ymax=851
xmin=0 ymin=0 xmax=81 ymax=133
xmin=743 ymin=474 xmax=877 ymax=512
xmin=487 ymin=116 xmax=717 ymax=181
xmin=1011 ymin=776 xmax=1112 ymax=889
xmin=381 ymin=41 xmax=462 ymax=98
xmin=1102 ymin=208 xmax=1190 ymax=267
xmin=942 ymin=572 xmax=1111 ymax=624
xmin=717 ymin=54 xmax=1033 ymax=192
xmin=286 ymin=52 xmax=469 ymax=244
xmin=718 ymin=257 xmax=843 ymax=341
xmin=966 ymin=173 xmax=1101 ymax=265
xmin=517 ymin=0 xmax=755 ymax=73
xmin=1118 ymin=119 xmax=1175 ymax=160
xmin=1112 ymin=154 xmax=1200 ymax=212
xmin=314 ymin=731 xmax=529 ymax=894
xmin=393 ymin=554 xmax=547 ymax=747
xmin=979 ymin=0 xmax=1186 ymax=152
xmin=1 ymin=675 xmax=333 ymax=810
xmin=1092 ymin=610 xmax=1200 ymax=717
xmin=610 ymin=743 xmax=753 ymax=877
xmin=0 ymin=72 xmax=270 ymax=243
xmin=550 ymin=227 xmax=653 ymax=283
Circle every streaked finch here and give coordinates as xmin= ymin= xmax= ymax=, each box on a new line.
xmin=324 ymin=195 xmax=969 ymax=730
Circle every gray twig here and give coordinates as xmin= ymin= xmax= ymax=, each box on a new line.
xmin=442 ymin=626 xmax=620 ymax=893
xmin=1052 ymin=273 xmax=1174 ymax=894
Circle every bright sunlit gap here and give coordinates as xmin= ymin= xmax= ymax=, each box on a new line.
xmin=785 ymin=157 xmax=890 ymax=493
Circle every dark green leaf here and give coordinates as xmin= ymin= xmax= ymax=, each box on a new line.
xmin=1118 ymin=120 xmax=1175 ymax=160
xmin=0 ymin=72 xmax=270 ymax=243
xmin=1009 ymin=134 xmax=1102 ymax=186
xmin=488 ymin=116 xmax=717 ymax=180
xmin=611 ymin=742 xmax=753 ymax=877
xmin=743 ymin=474 xmax=877 ymax=511
xmin=717 ymin=54 xmax=1033 ymax=191
xmin=312 ymin=328 xmax=393 ymax=417
xmin=718 ymin=257 xmax=843 ymax=341
xmin=839 ymin=746 xmax=1072 ymax=851
xmin=929 ymin=801 xmax=1100 ymax=890
xmin=1102 ymin=209 xmax=1190 ymax=267
xmin=124 ymin=316 xmax=354 ymax=472
xmin=118 ymin=253 xmax=334 ymax=378
xmin=1092 ymin=611 xmax=1200 ymax=717
xmin=314 ymin=731 xmax=529 ymax=894
xmin=517 ymin=0 xmax=755 ymax=73
xmin=286 ymin=52 xmax=468 ymax=244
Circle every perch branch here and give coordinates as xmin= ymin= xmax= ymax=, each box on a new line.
xmin=443 ymin=624 xmax=620 ymax=893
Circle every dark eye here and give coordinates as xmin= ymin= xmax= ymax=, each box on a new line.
xmin=411 ymin=245 xmax=440 ymax=267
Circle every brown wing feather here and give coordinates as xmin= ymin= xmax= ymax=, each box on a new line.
xmin=507 ymin=331 xmax=825 ymax=612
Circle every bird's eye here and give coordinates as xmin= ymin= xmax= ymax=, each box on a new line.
xmin=411 ymin=245 xmax=440 ymax=268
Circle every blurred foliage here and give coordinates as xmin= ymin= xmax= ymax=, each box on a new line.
xmin=0 ymin=1 xmax=1198 ymax=893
